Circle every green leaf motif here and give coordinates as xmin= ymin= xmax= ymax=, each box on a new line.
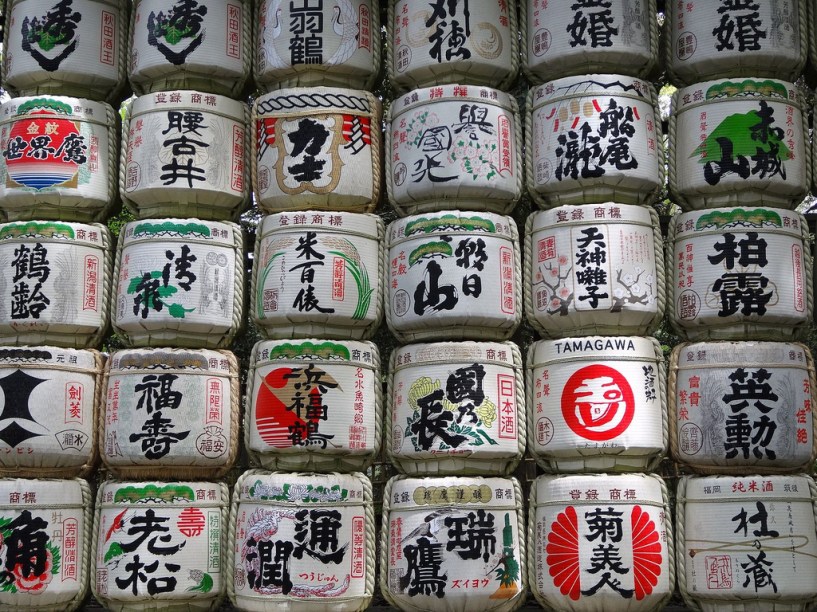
xmin=168 ymin=303 xmax=195 ymax=319
xmin=104 ymin=542 xmax=124 ymax=563
xmin=38 ymin=32 xmax=57 ymax=52
xmin=188 ymin=572 xmax=214 ymax=593
xmin=692 ymin=109 xmax=791 ymax=162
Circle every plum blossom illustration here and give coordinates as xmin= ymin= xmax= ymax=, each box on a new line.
xmin=611 ymin=266 xmax=655 ymax=312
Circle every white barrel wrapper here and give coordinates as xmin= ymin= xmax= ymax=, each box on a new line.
xmin=525 ymin=204 xmax=665 ymax=338
xmin=129 ymin=0 xmax=251 ymax=97
xmin=0 ymin=96 xmax=117 ymax=222
xmin=677 ymin=474 xmax=817 ymax=611
xmin=253 ymin=88 xmax=382 ymax=214
xmin=527 ymin=74 xmax=663 ymax=208
xmin=522 ymin=0 xmax=658 ymax=83
xmin=670 ymin=78 xmax=810 ymax=210
xmin=386 ymin=211 xmax=521 ymax=342
xmin=381 ymin=475 xmax=526 ymax=612
xmin=229 ymin=470 xmax=374 ymax=612
xmin=0 ymin=347 xmax=101 ymax=478
xmin=529 ymin=473 xmax=673 ymax=612
xmin=112 ymin=218 xmax=244 ymax=348
xmin=246 ymin=339 xmax=381 ymax=472
xmin=387 ymin=84 xmax=522 ymax=216
xmin=0 ymin=221 xmax=111 ymax=349
xmin=388 ymin=342 xmax=525 ymax=476
xmin=526 ymin=337 xmax=666 ymax=473
xmin=0 ymin=478 xmax=91 ymax=611
xmin=3 ymin=0 xmax=126 ymax=101
xmin=252 ymin=211 xmax=384 ymax=340
xmin=666 ymin=0 xmax=807 ymax=86
xmin=101 ymin=348 xmax=239 ymax=479
xmin=668 ymin=207 xmax=813 ymax=340
xmin=255 ymin=0 xmax=380 ymax=91
xmin=121 ymin=90 xmax=250 ymax=221
xmin=387 ymin=0 xmax=518 ymax=91
xmin=93 ymin=480 xmax=228 ymax=610
xmin=670 ymin=341 xmax=817 ymax=474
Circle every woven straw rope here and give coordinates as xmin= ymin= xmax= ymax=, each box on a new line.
xmin=118 ymin=100 xmax=134 ymax=218
xmin=523 ymin=87 xmax=541 ymax=208
xmin=385 ymin=342 xmax=525 ymax=476
xmin=92 ymin=480 xmax=229 ymax=611
xmin=0 ymin=350 xmax=103 ymax=479
xmin=111 ymin=222 xmax=244 ymax=348
xmin=529 ymin=474 xmax=673 ymax=611
xmin=669 ymin=342 xmax=817 ymax=474
xmin=667 ymin=87 xmax=683 ymax=208
xmin=228 ymin=470 xmax=374 ymax=611
xmin=98 ymin=349 xmax=239 ymax=479
xmin=500 ymin=1 xmax=520 ymax=92
xmin=384 ymin=1 xmax=396 ymax=91
xmin=380 ymin=475 xmax=526 ymax=612
xmin=525 ymin=339 xmax=666 ymax=473
xmin=811 ymin=0 xmax=817 ymax=85
xmin=245 ymin=341 xmax=382 ymax=472
xmin=250 ymin=214 xmax=384 ymax=340
xmin=385 ymin=214 xmax=522 ymax=343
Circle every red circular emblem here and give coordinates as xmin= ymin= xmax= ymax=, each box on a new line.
xmin=561 ymin=364 xmax=635 ymax=441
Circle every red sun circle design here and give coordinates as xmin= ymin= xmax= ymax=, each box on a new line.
xmin=561 ymin=364 xmax=635 ymax=442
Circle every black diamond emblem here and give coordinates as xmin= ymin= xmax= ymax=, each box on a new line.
xmin=0 ymin=421 xmax=43 ymax=447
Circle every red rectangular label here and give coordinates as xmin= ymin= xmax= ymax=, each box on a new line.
xmin=226 ymin=4 xmax=241 ymax=59
xmin=206 ymin=378 xmax=223 ymax=425
xmin=352 ymin=516 xmax=365 ymax=578
xmin=497 ymin=374 xmax=516 ymax=439
xmin=83 ymin=255 xmax=99 ymax=311
xmin=333 ymin=257 xmax=345 ymax=301
xmin=100 ymin=11 xmax=115 ymax=65
xmin=65 ymin=382 xmax=83 ymax=423
xmin=231 ymin=125 xmax=244 ymax=191
xmin=499 ymin=246 xmax=514 ymax=314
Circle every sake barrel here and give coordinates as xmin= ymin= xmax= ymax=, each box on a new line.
xmin=255 ymin=0 xmax=380 ymax=91
xmin=386 ymin=84 xmax=522 ymax=216
xmin=0 ymin=96 xmax=118 ymax=222
xmin=121 ymin=90 xmax=250 ymax=221
xmin=388 ymin=341 xmax=525 ymax=476
xmin=101 ymin=348 xmax=239 ymax=479
xmin=670 ymin=78 xmax=810 ymax=210
xmin=522 ymin=0 xmax=659 ymax=83
xmin=386 ymin=211 xmax=521 ymax=342
xmin=387 ymin=0 xmax=518 ymax=91
xmin=525 ymin=204 xmax=665 ymax=338
xmin=229 ymin=470 xmax=374 ymax=611
xmin=246 ymin=339 xmax=381 ymax=472
xmin=252 ymin=211 xmax=384 ymax=340
xmin=527 ymin=74 xmax=663 ymax=208
xmin=529 ymin=473 xmax=673 ymax=611
xmin=253 ymin=88 xmax=381 ymax=214
xmin=0 ymin=478 xmax=92 ymax=611
xmin=129 ymin=0 xmax=251 ymax=97
xmin=3 ymin=0 xmax=127 ymax=101
xmin=0 ymin=221 xmax=111 ymax=348
xmin=112 ymin=218 xmax=244 ymax=348
xmin=671 ymin=341 xmax=817 ymax=474
xmin=381 ymin=475 xmax=526 ymax=612
xmin=0 ymin=347 xmax=101 ymax=479
xmin=526 ymin=336 xmax=666 ymax=473
xmin=668 ymin=207 xmax=813 ymax=341
xmin=666 ymin=0 xmax=807 ymax=86
xmin=677 ymin=474 xmax=817 ymax=610
xmin=93 ymin=480 xmax=229 ymax=610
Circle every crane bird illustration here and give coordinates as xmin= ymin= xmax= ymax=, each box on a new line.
xmin=327 ymin=0 xmax=359 ymax=66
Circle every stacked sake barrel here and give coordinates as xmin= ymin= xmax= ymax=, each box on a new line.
xmin=0 ymin=1 xmax=256 ymax=609
xmin=238 ymin=2 xmax=382 ymax=610
xmin=665 ymin=2 xmax=817 ymax=610
xmin=379 ymin=3 xmax=529 ymax=612
xmin=0 ymin=0 xmax=129 ymax=607
xmin=521 ymin=3 xmax=677 ymax=610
